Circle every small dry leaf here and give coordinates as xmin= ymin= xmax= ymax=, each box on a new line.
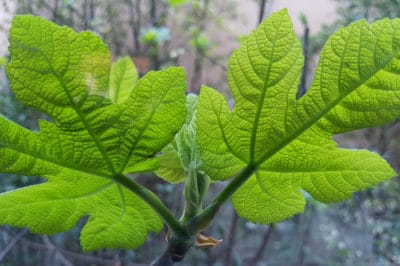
xmin=195 ymin=234 xmax=223 ymax=248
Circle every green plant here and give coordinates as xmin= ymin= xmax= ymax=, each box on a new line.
xmin=1 ymin=9 xmax=399 ymax=264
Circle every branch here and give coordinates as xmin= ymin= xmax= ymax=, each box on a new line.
xmin=0 ymin=228 xmax=28 ymax=261
xmin=150 ymin=247 xmax=175 ymax=266
xmin=151 ymin=232 xmax=194 ymax=265
xmin=298 ymin=14 xmax=309 ymax=98
xmin=20 ymin=239 xmax=143 ymax=266
xmin=39 ymin=0 xmax=85 ymax=24
xmin=296 ymin=206 xmax=314 ymax=266
xmin=245 ymin=225 xmax=274 ymax=265
xmin=41 ymin=235 xmax=73 ymax=266
xmin=258 ymin=0 xmax=267 ymax=24
xmin=223 ymin=211 xmax=239 ymax=266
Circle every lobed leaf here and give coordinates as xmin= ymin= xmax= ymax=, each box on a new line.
xmin=0 ymin=15 xmax=186 ymax=250
xmin=197 ymin=9 xmax=399 ymax=224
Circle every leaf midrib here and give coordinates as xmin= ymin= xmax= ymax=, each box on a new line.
xmin=249 ymin=19 xmax=281 ymax=163
xmin=13 ymin=29 xmax=117 ymax=175
xmin=118 ymin=74 xmax=180 ymax=173
xmin=0 ymin=183 xmax=114 ymax=207
xmin=255 ymin=34 xmax=400 ymax=167
xmin=0 ymin=138 xmax=113 ymax=180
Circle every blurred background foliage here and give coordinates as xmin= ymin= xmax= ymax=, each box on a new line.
xmin=0 ymin=0 xmax=399 ymax=265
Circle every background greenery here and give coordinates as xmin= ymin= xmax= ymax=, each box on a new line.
xmin=0 ymin=0 xmax=399 ymax=265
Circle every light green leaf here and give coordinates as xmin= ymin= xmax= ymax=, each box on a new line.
xmin=197 ymin=9 xmax=399 ymax=224
xmin=197 ymin=86 xmax=245 ymax=180
xmin=167 ymin=0 xmax=189 ymax=7
xmin=156 ymin=142 xmax=185 ymax=183
xmin=1 ymin=15 xmax=186 ymax=250
xmin=232 ymin=137 xmax=395 ymax=223
xmin=0 ymin=57 xmax=7 ymax=67
xmin=109 ymin=56 xmax=138 ymax=104
xmin=118 ymin=68 xmax=187 ymax=173
xmin=156 ymin=94 xmax=199 ymax=184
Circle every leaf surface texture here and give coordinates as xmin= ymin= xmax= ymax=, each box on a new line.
xmin=0 ymin=15 xmax=186 ymax=250
xmin=197 ymin=10 xmax=399 ymax=223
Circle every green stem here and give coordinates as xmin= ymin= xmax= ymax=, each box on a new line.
xmin=114 ymin=174 xmax=187 ymax=237
xmin=186 ymin=164 xmax=256 ymax=233
xmin=182 ymin=163 xmax=201 ymax=222
xmin=212 ymin=164 xmax=255 ymax=207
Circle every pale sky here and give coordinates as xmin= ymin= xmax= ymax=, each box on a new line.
xmin=0 ymin=1 xmax=338 ymax=56
xmin=268 ymin=0 xmax=337 ymax=34
xmin=0 ymin=1 xmax=15 ymax=57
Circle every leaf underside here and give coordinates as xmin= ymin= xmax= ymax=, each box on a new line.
xmin=197 ymin=9 xmax=399 ymax=224
xmin=0 ymin=15 xmax=186 ymax=251
xmin=1 ymin=8 xmax=399 ymax=251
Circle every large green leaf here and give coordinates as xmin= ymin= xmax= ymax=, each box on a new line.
xmin=197 ymin=9 xmax=399 ymax=224
xmin=0 ymin=15 xmax=186 ymax=250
